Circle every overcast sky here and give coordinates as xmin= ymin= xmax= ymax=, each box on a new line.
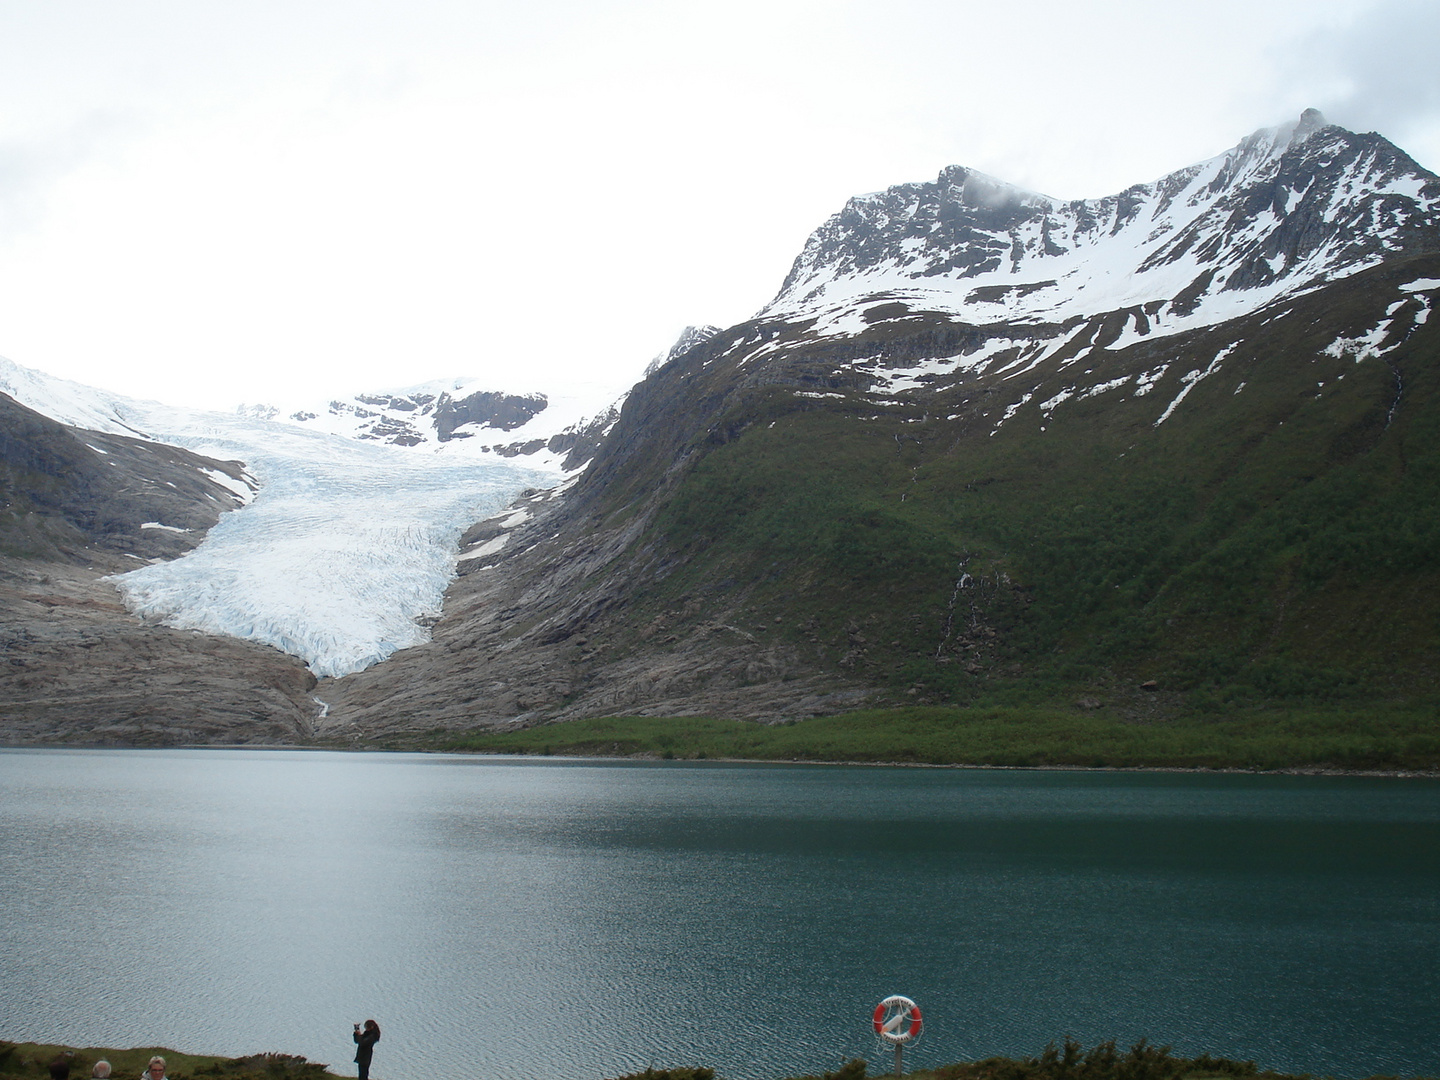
xmin=0 ymin=0 xmax=1436 ymax=410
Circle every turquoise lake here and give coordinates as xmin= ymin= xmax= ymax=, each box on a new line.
xmin=1 ymin=750 xmax=1436 ymax=1080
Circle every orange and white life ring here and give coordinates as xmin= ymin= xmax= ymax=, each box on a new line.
xmin=872 ymin=995 xmax=922 ymax=1043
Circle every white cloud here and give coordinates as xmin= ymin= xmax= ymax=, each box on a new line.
xmin=1276 ymin=0 xmax=1440 ymax=171
xmin=0 ymin=0 xmax=1432 ymax=410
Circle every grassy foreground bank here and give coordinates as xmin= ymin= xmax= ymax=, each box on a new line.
xmin=3 ymin=1041 xmax=1433 ymax=1080
xmin=437 ymin=704 xmax=1440 ymax=772
xmin=0 ymin=1045 xmax=333 ymax=1080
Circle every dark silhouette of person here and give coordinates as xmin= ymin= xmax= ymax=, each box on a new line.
xmin=352 ymin=1019 xmax=380 ymax=1080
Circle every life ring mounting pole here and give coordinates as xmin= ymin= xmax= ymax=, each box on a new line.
xmin=871 ymin=994 xmax=922 ymax=1076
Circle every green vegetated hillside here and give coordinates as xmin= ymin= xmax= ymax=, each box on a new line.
xmin=568 ymin=255 xmax=1440 ymax=721
xmin=442 ymin=705 xmax=1440 ymax=771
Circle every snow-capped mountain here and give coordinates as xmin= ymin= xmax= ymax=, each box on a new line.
xmin=754 ymin=110 xmax=1439 ymax=372
xmin=9 ymin=110 xmax=1440 ymax=741
xmin=318 ymin=111 xmax=1440 ymax=733
xmin=241 ymin=374 xmax=629 ymax=468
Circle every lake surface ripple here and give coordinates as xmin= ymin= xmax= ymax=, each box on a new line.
xmin=1 ymin=751 xmax=1436 ymax=1080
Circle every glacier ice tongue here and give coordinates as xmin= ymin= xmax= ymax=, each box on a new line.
xmin=0 ymin=355 xmax=564 ymax=677
xmin=99 ymin=401 xmax=559 ymax=678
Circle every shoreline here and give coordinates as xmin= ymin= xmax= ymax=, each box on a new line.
xmin=2 ymin=741 xmax=1437 ymax=779
xmin=443 ymin=750 xmax=1440 ymax=779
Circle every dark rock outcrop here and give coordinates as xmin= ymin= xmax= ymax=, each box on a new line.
xmin=0 ymin=391 xmax=253 ymax=564
xmin=433 ymin=390 xmax=549 ymax=439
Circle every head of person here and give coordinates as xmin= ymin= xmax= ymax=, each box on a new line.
xmin=145 ymin=1057 xmax=165 ymax=1080
xmin=93 ymin=1062 xmax=111 ymax=1079
xmin=363 ymin=1020 xmax=379 ymax=1038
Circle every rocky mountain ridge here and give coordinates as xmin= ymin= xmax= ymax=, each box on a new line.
xmin=764 ymin=110 xmax=1439 ymax=336
xmin=322 ymin=252 xmax=1440 ymax=734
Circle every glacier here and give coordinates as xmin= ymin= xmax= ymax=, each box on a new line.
xmin=1 ymin=357 xmax=563 ymax=677
xmin=113 ymin=427 xmax=558 ymax=678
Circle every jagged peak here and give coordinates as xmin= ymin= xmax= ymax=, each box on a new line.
xmin=761 ymin=109 xmax=1439 ymax=331
xmin=847 ymin=164 xmax=1053 ymax=216
xmin=645 ymin=325 xmax=722 ymax=377
xmin=1222 ymin=108 xmax=1337 ymax=173
xmin=1295 ymin=106 xmax=1328 ymax=139
xmin=938 ymin=164 xmax=1052 ymax=212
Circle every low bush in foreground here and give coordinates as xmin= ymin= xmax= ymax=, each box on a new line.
xmin=2 ymin=1039 xmax=1431 ymax=1080
xmin=783 ymin=1039 xmax=1429 ymax=1080
xmin=0 ymin=1046 xmax=331 ymax=1080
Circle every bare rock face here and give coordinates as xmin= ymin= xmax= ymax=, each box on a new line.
xmin=319 ymin=486 xmax=874 ymax=739
xmin=433 ymin=389 xmax=549 ymax=439
xmin=0 ymin=557 xmax=320 ymax=745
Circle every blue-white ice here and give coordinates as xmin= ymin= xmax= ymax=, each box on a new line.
xmin=0 ymin=357 xmax=560 ymax=678
xmin=114 ymin=409 xmax=558 ymax=678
